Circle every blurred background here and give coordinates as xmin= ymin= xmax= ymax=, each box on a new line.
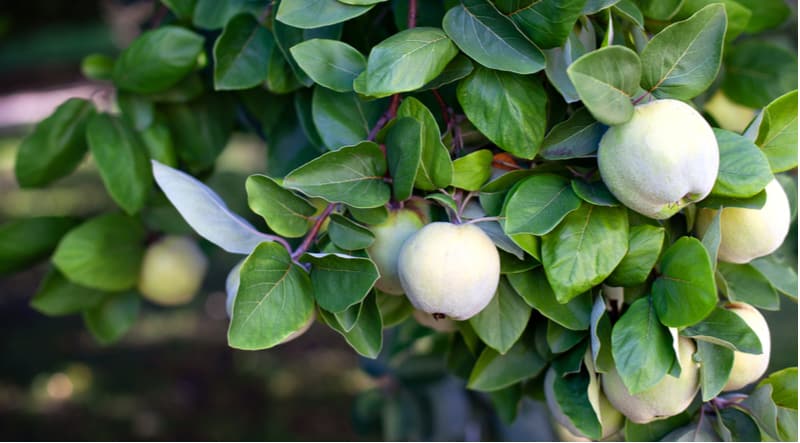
xmin=0 ymin=1 xmax=796 ymax=441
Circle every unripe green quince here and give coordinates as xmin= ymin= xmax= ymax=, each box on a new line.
xmin=598 ymin=99 xmax=719 ymax=219
xmin=397 ymin=222 xmax=499 ymax=320
xmin=695 ymin=178 xmax=791 ymax=263
xmin=138 ymin=236 xmax=208 ymax=306
xmin=602 ymin=337 xmax=699 ymax=424
xmin=722 ymin=302 xmax=771 ymax=392
xmin=704 ymin=90 xmax=756 ymax=133
xmin=544 ymin=367 xmax=624 ymax=440
xmin=366 ymin=209 xmax=424 ymax=294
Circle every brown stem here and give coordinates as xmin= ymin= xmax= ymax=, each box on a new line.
xmin=291 ymin=204 xmax=335 ymax=261
xmin=367 ymin=94 xmax=401 ymax=141
xmin=408 ymin=0 xmax=417 ymax=28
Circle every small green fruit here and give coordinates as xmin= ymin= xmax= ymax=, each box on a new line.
xmin=138 ymin=236 xmax=208 ymax=306
xmin=598 ymin=99 xmax=719 ymax=219
xmin=366 ymin=209 xmax=424 ymax=294
xmin=723 ymin=302 xmax=771 ymax=391
xmin=602 ymin=337 xmax=699 ymax=424
xmin=695 ymin=179 xmax=791 ymax=263
xmin=397 ymin=222 xmax=499 ymax=320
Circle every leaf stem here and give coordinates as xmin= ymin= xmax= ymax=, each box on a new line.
xmin=408 ymin=0 xmax=417 ymax=29
xmin=367 ymin=94 xmax=401 ymax=141
xmin=464 ymin=216 xmax=505 ymax=225
xmin=291 ymin=203 xmax=335 ymax=261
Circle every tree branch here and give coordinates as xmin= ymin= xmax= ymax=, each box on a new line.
xmin=291 ymin=204 xmax=335 ymax=261
xmin=408 ymin=0 xmax=417 ymax=29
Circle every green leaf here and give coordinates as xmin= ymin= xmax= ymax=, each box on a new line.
xmin=570 ymin=180 xmax=620 ymax=207
xmin=508 ymin=0 xmax=587 ymax=49
xmin=567 ymin=45 xmax=641 ymax=125
xmin=638 ymin=0 xmax=683 ymax=20
xmin=328 ymin=214 xmax=374 ymax=250
xmin=547 ymin=321 xmax=587 ymax=353
xmin=276 ymin=0 xmax=373 ymax=28
xmin=213 ymin=14 xmax=273 ymax=90
xmin=161 ymin=0 xmax=196 ymax=21
xmin=86 ymin=114 xmax=153 ymax=215
xmin=550 ymin=369 xmax=603 ymax=440
xmin=452 ymin=149 xmax=493 ymax=191
xmin=751 ymin=255 xmax=798 ymax=300
xmin=363 ymin=27 xmax=458 ymax=97
xmin=590 ymin=294 xmax=613 ymax=372
xmin=228 ymin=242 xmax=315 ymax=350
xmin=304 ymin=252 xmax=378 ymax=312
xmin=283 ymin=141 xmax=391 ymax=208
xmin=696 ymin=189 xmax=767 ymax=210
xmin=140 ymin=121 xmax=178 ymax=166
xmin=272 ymin=21 xmax=343 ymax=88
xmin=385 ymin=117 xmax=422 ymax=201
xmin=541 ymin=204 xmax=628 ymax=303
xmin=539 ymin=108 xmax=604 ymax=160
xmin=759 ymin=367 xmax=798 ymax=410
xmin=480 ymin=169 xmax=535 ymax=216
xmin=442 ymin=0 xmax=544 ymax=75
xmin=611 ymin=297 xmax=675 ymax=394
xmin=507 ymin=268 xmax=591 ymax=331
xmin=0 ymin=216 xmax=79 ymax=275
xmin=457 ymin=67 xmax=548 ymax=159
xmin=503 ymin=174 xmax=582 ymax=236
xmin=710 ymin=128 xmax=773 ymax=198
xmin=376 ymin=291 xmax=413 ymax=327
xmin=15 ymin=98 xmax=94 ymax=187
xmin=30 ymin=268 xmax=109 ymax=316
xmin=640 ymin=4 xmax=726 ymax=99
xmin=681 ymin=307 xmax=763 ymax=354
xmin=418 ymin=54 xmax=475 ymax=91
xmin=716 ymin=407 xmax=762 ymax=442
xmin=246 ymin=174 xmax=316 ymax=238
xmin=722 ymin=40 xmax=798 ymax=108
xmin=756 ymin=90 xmax=798 ymax=173
xmin=319 ymin=291 xmax=383 ymax=358
xmin=544 ymin=25 xmax=596 ymax=103
xmin=607 ymin=224 xmax=665 ymax=287
xmin=583 ymin=0 xmax=620 ymax=14
xmin=116 ymin=92 xmax=154 ymax=131
xmin=717 ymin=262 xmax=779 ymax=310
xmin=652 ymin=237 xmax=717 ymax=328
xmin=348 ymin=205 xmax=388 ymax=226
xmin=675 ymin=0 xmax=751 ymax=42
xmin=469 ymin=277 xmax=531 ymax=354
xmin=735 ymin=0 xmax=790 ymax=33
xmin=83 ymin=291 xmax=140 ymax=345
xmin=488 ymin=385 xmax=522 ymax=424
xmin=742 ymin=384 xmax=783 ymax=440
xmin=163 ymin=94 xmax=235 ymax=172
xmin=396 ymin=97 xmax=453 ymax=190
xmin=113 ymin=26 xmax=204 ymax=93
xmin=700 ymin=210 xmax=722 ymax=268
xmin=624 ymin=414 xmax=692 ymax=441
xmin=192 ymin=0 xmax=268 ymax=29
xmin=52 ymin=214 xmax=145 ymax=292
xmin=694 ymin=340 xmax=734 ymax=401
xmin=290 ymin=39 xmax=366 ymax=92
xmin=613 ymin=0 xmax=644 ymax=27
xmin=312 ymin=86 xmax=385 ymax=150
xmin=468 ymin=336 xmax=545 ymax=391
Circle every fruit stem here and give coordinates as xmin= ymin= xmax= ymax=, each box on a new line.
xmin=291 ymin=203 xmax=335 ymax=261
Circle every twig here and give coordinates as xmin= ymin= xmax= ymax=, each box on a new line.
xmin=367 ymin=94 xmax=401 ymax=141
xmin=408 ymin=0 xmax=417 ymax=29
xmin=291 ymin=204 xmax=335 ymax=261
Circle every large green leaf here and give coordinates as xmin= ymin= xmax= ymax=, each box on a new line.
xmin=710 ymin=128 xmax=773 ymax=198
xmin=550 ymin=368 xmax=603 ymax=440
xmin=52 ymin=214 xmax=145 ymax=292
xmin=508 ymin=0 xmax=588 ymax=49
xmin=457 ymin=67 xmax=548 ymax=159
xmin=638 ymin=0 xmax=683 ymax=19
xmin=751 ymin=255 xmax=798 ymax=300
xmin=396 ymin=97 xmax=453 ymax=190
xmin=452 ymin=149 xmax=493 ymax=191
xmin=539 ymin=108 xmax=604 ymax=160
xmin=468 ymin=336 xmax=545 ymax=391
xmin=756 ymin=90 xmax=798 ymax=172
xmin=607 ymin=224 xmax=665 ymax=287
xmin=86 ymin=114 xmax=153 ymax=215
xmin=385 ymin=117 xmax=422 ymax=201
xmin=541 ymin=204 xmax=628 ymax=303
xmin=695 ymin=340 xmax=734 ymax=401
xmin=611 ymin=297 xmax=675 ymax=394
xmin=303 ymin=252 xmax=379 ymax=312
xmin=717 ymin=262 xmax=779 ymax=311
xmin=213 ymin=14 xmax=273 ymax=90
xmin=722 ymin=40 xmax=798 ymax=108
xmin=312 ymin=86 xmax=385 ymax=150
xmin=544 ymin=24 xmax=596 ymax=103
xmin=442 ymin=0 xmax=544 ymax=75
xmin=116 ymin=92 xmax=154 ymax=131
xmin=283 ymin=141 xmax=391 ymax=208
xmin=276 ymin=0 xmax=373 ymax=28
xmin=228 ymin=242 xmax=315 ymax=350
xmin=163 ymin=94 xmax=236 ymax=172
xmin=469 ymin=277 xmax=531 ymax=354
xmin=272 ymin=20 xmax=343 ymax=88
xmin=192 ymin=0 xmax=268 ymax=29
xmin=652 ymin=237 xmax=717 ymax=328
xmin=83 ymin=291 xmax=140 ymax=344
xmin=113 ymin=26 xmax=204 ymax=93
xmin=290 ymin=39 xmax=366 ymax=92
xmin=590 ymin=294 xmax=613 ymax=372
xmin=246 ymin=174 xmax=316 ymax=238
xmin=0 ymin=217 xmax=79 ymax=275
xmin=567 ymin=45 xmax=641 ymax=125
xmin=319 ymin=291 xmax=383 ymax=358
xmin=30 ymin=268 xmax=109 ymax=316
xmin=735 ymin=0 xmax=790 ymax=33
xmin=547 ymin=321 xmax=587 ymax=353
xmin=681 ymin=307 xmax=762 ymax=354
xmin=327 ymin=214 xmax=374 ymax=250
xmin=503 ymin=174 xmax=582 ymax=237
xmin=363 ymin=27 xmax=458 ymax=97
xmin=640 ymin=4 xmax=726 ymax=99
xmin=507 ymin=269 xmax=592 ymax=330
xmin=15 ymin=98 xmax=94 ymax=187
